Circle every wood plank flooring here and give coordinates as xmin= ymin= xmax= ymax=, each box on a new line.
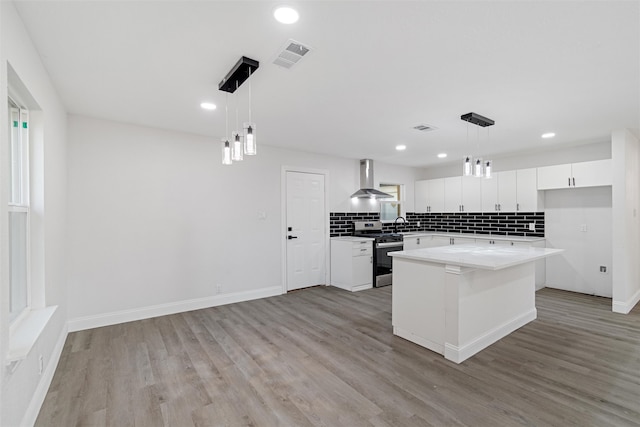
xmin=36 ymin=287 xmax=640 ymax=426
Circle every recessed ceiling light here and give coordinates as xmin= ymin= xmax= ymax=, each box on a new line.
xmin=200 ymin=102 xmax=216 ymax=111
xmin=541 ymin=132 xmax=556 ymax=139
xmin=274 ymin=6 xmax=299 ymax=24
xmin=395 ymin=145 xmax=407 ymax=151
xmin=437 ymin=153 xmax=447 ymax=159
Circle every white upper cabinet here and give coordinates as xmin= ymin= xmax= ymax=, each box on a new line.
xmin=497 ymin=170 xmax=517 ymax=212
xmin=444 ymin=177 xmax=462 ymax=212
xmin=415 ymin=167 xmax=547 ymax=214
xmin=414 ymin=179 xmax=445 ymax=213
xmin=461 ymin=176 xmax=482 ymax=212
xmin=516 ymin=168 xmax=543 ymax=212
xmin=428 ymin=178 xmax=445 ymax=212
xmin=537 ymin=164 xmax=572 ymax=190
xmin=537 ymin=159 xmax=611 ymax=190
xmin=480 ymin=170 xmax=537 ymax=212
xmin=481 ymin=175 xmax=498 ymax=212
xmin=444 ymin=176 xmax=482 ymax=213
xmin=571 ymin=159 xmax=612 ymax=188
xmin=415 ymin=180 xmax=429 ymax=213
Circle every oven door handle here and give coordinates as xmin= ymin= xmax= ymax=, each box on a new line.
xmin=376 ymin=242 xmax=404 ymax=249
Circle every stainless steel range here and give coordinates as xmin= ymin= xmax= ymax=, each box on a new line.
xmin=353 ymin=221 xmax=403 ymax=287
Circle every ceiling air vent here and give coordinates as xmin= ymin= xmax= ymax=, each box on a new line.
xmin=273 ymin=39 xmax=311 ymax=69
xmin=413 ymin=124 xmax=437 ymax=132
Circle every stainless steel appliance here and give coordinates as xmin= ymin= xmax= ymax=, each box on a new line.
xmin=353 ymin=221 xmax=403 ymax=287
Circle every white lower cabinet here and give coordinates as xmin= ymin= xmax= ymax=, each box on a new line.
xmin=330 ymin=238 xmax=373 ymax=292
xmin=431 ymin=236 xmax=475 ymax=246
xmin=403 ymin=235 xmax=433 ymax=250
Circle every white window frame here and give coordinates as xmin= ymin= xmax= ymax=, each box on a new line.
xmin=379 ymin=183 xmax=404 ymax=222
xmin=8 ymin=97 xmax=31 ymax=326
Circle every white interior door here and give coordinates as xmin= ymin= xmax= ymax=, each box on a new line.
xmin=286 ymin=171 xmax=326 ymax=291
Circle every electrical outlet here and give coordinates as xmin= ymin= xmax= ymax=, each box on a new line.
xmin=216 ymin=284 xmax=222 ymax=294
xmin=599 ymin=266 xmax=607 ymax=274
xmin=528 ymin=223 xmax=535 ymax=231
xmin=580 ymin=224 xmax=587 ymax=232
xmin=38 ymin=355 xmax=44 ymax=375
xmin=417 ymin=221 xmax=421 ymax=227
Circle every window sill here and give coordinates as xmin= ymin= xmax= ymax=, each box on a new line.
xmin=6 ymin=306 xmax=57 ymax=365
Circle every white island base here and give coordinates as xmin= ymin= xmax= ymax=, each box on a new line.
xmin=391 ymin=245 xmax=562 ymax=364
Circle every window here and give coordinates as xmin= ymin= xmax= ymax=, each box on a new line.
xmin=379 ymin=184 xmax=402 ymax=222
xmin=8 ymin=98 xmax=30 ymax=323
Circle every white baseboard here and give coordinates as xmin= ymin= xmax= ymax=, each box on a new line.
xmin=68 ymin=286 xmax=283 ymax=332
xmin=21 ymin=323 xmax=68 ymax=427
xmin=444 ymin=308 xmax=537 ymax=364
xmin=613 ymin=288 xmax=640 ymax=314
xmin=393 ymin=326 xmax=445 ymax=355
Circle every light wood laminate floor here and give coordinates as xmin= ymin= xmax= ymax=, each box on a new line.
xmin=36 ymin=287 xmax=640 ymax=426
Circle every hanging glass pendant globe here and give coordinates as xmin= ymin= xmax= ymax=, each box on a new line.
xmin=221 ymin=139 xmax=232 ymax=165
xmin=243 ymin=122 xmax=257 ymax=155
xmin=231 ymin=132 xmax=243 ymax=161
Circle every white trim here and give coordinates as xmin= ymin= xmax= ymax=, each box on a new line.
xmin=393 ymin=326 xmax=444 ymax=354
xmin=67 ymin=286 xmax=282 ymax=332
xmin=21 ymin=323 xmax=67 ymax=427
xmin=280 ymin=166 xmax=330 ymax=294
xmin=444 ymin=308 xmax=537 ymax=364
xmin=612 ymin=288 xmax=640 ymax=314
xmin=6 ymin=306 xmax=57 ymax=363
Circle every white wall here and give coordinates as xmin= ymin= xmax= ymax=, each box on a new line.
xmin=544 ymin=187 xmax=612 ymax=297
xmin=611 ymin=129 xmax=640 ymax=313
xmin=419 ymin=140 xmax=611 ymax=180
xmin=66 ymin=115 xmax=422 ymax=327
xmin=0 ymin=2 xmax=68 ymax=426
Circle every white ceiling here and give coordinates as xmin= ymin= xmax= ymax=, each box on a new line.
xmin=13 ymin=0 xmax=640 ymax=168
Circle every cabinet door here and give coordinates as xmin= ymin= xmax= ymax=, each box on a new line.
xmin=444 ymin=176 xmax=462 ymax=212
xmin=430 ymin=236 xmax=451 ymax=247
xmin=571 ymin=159 xmax=612 ymax=188
xmin=352 ymin=255 xmax=372 ymax=286
xmin=497 ymin=170 xmax=517 ymax=212
xmin=537 ymin=164 xmax=572 ymax=190
xmin=451 ymin=237 xmax=475 ymax=245
xmin=461 ymin=176 xmax=482 ymax=212
xmin=428 ymin=179 xmax=445 ymax=213
xmin=516 ymin=168 xmax=541 ymax=212
xmin=414 ymin=180 xmax=429 ymax=213
xmin=403 ymin=236 xmax=419 ymax=251
xmin=481 ymin=175 xmax=498 ymax=212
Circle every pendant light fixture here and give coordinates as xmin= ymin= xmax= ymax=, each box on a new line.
xmin=218 ymin=56 xmax=259 ymax=164
xmin=460 ymin=112 xmax=495 ymax=178
xmin=484 ymin=160 xmax=493 ymax=178
xmin=221 ymin=93 xmax=232 ymax=165
xmin=463 ymin=121 xmax=473 ymax=176
xmin=243 ymin=67 xmax=257 ymax=156
xmin=231 ymin=81 xmax=243 ymax=162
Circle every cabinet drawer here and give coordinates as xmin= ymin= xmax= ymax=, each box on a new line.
xmin=353 ymin=246 xmax=373 ymax=256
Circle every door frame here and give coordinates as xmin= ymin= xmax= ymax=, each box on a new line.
xmin=281 ymin=166 xmax=330 ymax=294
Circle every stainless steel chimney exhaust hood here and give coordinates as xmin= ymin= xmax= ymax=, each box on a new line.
xmin=350 ymin=159 xmax=394 ymax=199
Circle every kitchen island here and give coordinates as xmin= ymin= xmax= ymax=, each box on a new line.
xmin=390 ymin=244 xmax=563 ymax=363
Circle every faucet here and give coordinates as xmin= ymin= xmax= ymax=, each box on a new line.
xmin=393 ymin=216 xmax=407 ymax=233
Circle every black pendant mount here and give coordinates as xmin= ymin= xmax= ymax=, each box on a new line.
xmin=218 ymin=56 xmax=259 ymax=93
xmin=461 ymin=112 xmax=495 ymax=127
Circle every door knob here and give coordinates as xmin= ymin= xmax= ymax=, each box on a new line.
xmin=287 ymin=235 xmax=298 ymax=240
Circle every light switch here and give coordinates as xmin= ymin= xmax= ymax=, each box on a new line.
xmin=580 ymin=224 xmax=587 ymax=232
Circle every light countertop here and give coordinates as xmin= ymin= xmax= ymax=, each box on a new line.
xmin=390 ymin=244 xmax=563 ymax=270
xmin=331 ymin=236 xmax=375 ymax=242
xmin=400 ymin=232 xmax=545 ymax=243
